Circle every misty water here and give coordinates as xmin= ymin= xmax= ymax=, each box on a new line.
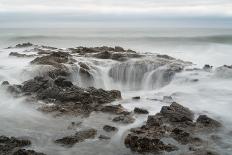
xmin=0 ymin=27 xmax=232 ymax=155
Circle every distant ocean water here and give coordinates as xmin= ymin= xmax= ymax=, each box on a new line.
xmin=1 ymin=27 xmax=232 ymax=66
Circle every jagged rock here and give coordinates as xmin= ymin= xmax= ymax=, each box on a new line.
xmin=124 ymin=103 xmax=221 ymax=154
xmin=203 ymin=64 xmax=213 ymax=71
xmin=15 ymin=42 xmax=33 ymax=48
xmin=1 ymin=81 xmax=9 ymax=85
xmin=132 ymin=96 xmax=140 ymax=100
xmin=160 ymin=102 xmax=194 ymax=123
xmin=196 ymin=115 xmax=222 ymax=129
xmin=54 ymin=77 xmax=73 ymax=87
xmin=157 ymin=54 xmax=175 ymax=60
xmin=112 ymin=115 xmax=135 ymax=124
xmin=134 ymin=107 xmax=149 ymax=114
xmin=125 ymin=133 xmax=178 ymax=153
xmin=99 ymin=104 xmax=127 ymax=115
xmin=103 ymin=125 xmax=118 ymax=132
xmin=181 ymin=149 xmax=219 ymax=155
xmin=55 ymin=129 xmax=97 ymax=146
xmin=98 ymin=135 xmax=110 ymax=140
xmin=12 ymin=149 xmax=46 ymax=155
xmin=21 ymin=76 xmax=121 ymax=116
xmin=9 ymin=52 xmax=35 ymax=58
xmin=0 ymin=136 xmax=45 ymax=155
xmin=31 ymin=52 xmax=71 ymax=69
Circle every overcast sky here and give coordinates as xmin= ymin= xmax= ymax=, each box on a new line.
xmin=0 ymin=0 xmax=232 ymax=28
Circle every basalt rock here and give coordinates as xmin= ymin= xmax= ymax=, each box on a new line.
xmin=134 ymin=107 xmax=149 ymax=114
xmin=55 ymin=129 xmax=97 ymax=146
xmin=9 ymin=52 xmax=35 ymax=58
xmin=124 ymin=103 xmax=221 ymax=154
xmin=21 ymin=76 xmax=121 ymax=116
xmin=0 ymin=136 xmax=45 ymax=155
xmin=31 ymin=52 xmax=71 ymax=69
xmin=15 ymin=42 xmax=34 ymax=48
xmin=112 ymin=115 xmax=135 ymax=124
xmin=103 ymin=125 xmax=118 ymax=132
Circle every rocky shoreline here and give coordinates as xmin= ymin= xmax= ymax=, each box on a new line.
xmin=1 ymin=43 xmax=231 ymax=155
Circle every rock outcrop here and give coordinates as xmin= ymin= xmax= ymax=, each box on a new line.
xmin=0 ymin=136 xmax=46 ymax=155
xmin=55 ymin=129 xmax=97 ymax=146
xmin=125 ymin=102 xmax=221 ymax=154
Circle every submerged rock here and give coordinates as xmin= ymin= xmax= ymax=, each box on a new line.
xmin=112 ymin=115 xmax=135 ymax=124
xmin=103 ymin=125 xmax=118 ymax=132
xmin=132 ymin=96 xmax=140 ymax=100
xmin=98 ymin=135 xmax=110 ymax=140
xmin=55 ymin=129 xmax=97 ymax=146
xmin=15 ymin=42 xmax=34 ymax=48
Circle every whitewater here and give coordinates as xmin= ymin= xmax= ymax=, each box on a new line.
xmin=0 ymin=27 xmax=232 ymax=155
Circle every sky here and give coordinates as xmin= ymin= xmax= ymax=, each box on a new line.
xmin=0 ymin=0 xmax=232 ymax=28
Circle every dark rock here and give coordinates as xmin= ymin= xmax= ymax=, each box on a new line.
xmin=12 ymin=149 xmax=46 ymax=155
xmin=15 ymin=42 xmax=33 ymax=48
xmin=160 ymin=102 xmax=194 ymax=123
xmin=203 ymin=64 xmax=213 ymax=71
xmin=134 ymin=107 xmax=149 ymax=114
xmin=125 ymin=133 xmax=178 ymax=153
xmin=196 ymin=115 xmax=222 ymax=129
xmin=98 ymin=135 xmax=110 ymax=140
xmin=132 ymin=96 xmax=140 ymax=100
xmin=9 ymin=52 xmax=35 ymax=58
xmin=0 ymin=136 xmax=45 ymax=155
xmin=31 ymin=52 xmax=71 ymax=69
xmin=54 ymin=77 xmax=73 ymax=87
xmin=103 ymin=125 xmax=118 ymax=132
xmin=124 ymin=103 xmax=221 ymax=154
xmin=157 ymin=54 xmax=175 ymax=60
xmin=114 ymin=46 xmax=125 ymax=52
xmin=21 ymin=76 xmax=121 ymax=116
xmin=1 ymin=81 xmax=9 ymax=85
xmin=55 ymin=129 xmax=97 ymax=146
xmin=112 ymin=115 xmax=135 ymax=124
xmin=99 ymin=104 xmax=127 ymax=115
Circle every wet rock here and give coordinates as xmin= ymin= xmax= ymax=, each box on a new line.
xmin=157 ymin=54 xmax=175 ymax=60
xmin=181 ymin=149 xmax=219 ymax=155
xmin=31 ymin=52 xmax=71 ymax=69
xmin=1 ymin=81 xmax=9 ymax=85
xmin=112 ymin=115 xmax=135 ymax=124
xmin=99 ymin=104 xmax=127 ymax=115
xmin=125 ymin=133 xmax=178 ymax=153
xmin=114 ymin=46 xmax=125 ymax=52
xmin=12 ymin=149 xmax=46 ymax=155
xmin=21 ymin=76 xmax=121 ymax=116
xmin=160 ymin=102 xmax=194 ymax=123
xmin=124 ymin=103 xmax=221 ymax=154
xmin=0 ymin=136 xmax=45 ymax=155
xmin=55 ymin=129 xmax=97 ymax=146
xmin=54 ymin=77 xmax=73 ymax=87
xmin=15 ymin=42 xmax=33 ymax=48
xmin=9 ymin=52 xmax=35 ymax=58
xmin=103 ymin=125 xmax=118 ymax=132
xmin=203 ymin=64 xmax=213 ymax=71
xmin=134 ymin=107 xmax=149 ymax=114
xmin=196 ymin=115 xmax=222 ymax=129
xmin=98 ymin=135 xmax=110 ymax=140
xmin=132 ymin=96 xmax=140 ymax=100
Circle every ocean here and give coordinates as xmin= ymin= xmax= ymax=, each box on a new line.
xmin=0 ymin=27 xmax=232 ymax=155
